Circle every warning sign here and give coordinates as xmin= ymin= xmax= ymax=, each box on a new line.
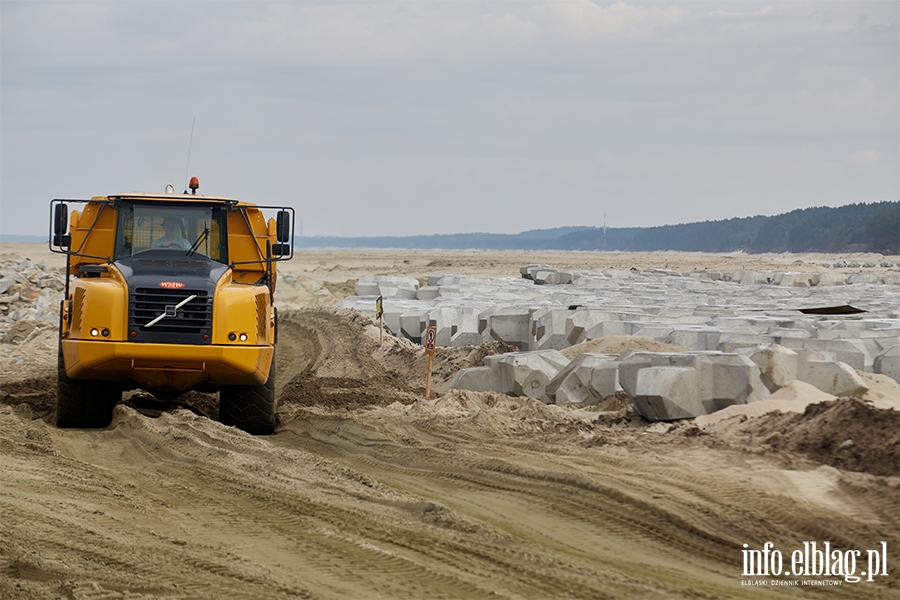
xmin=424 ymin=326 xmax=437 ymax=355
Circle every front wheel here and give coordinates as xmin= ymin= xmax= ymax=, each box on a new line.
xmin=56 ymin=349 xmax=121 ymax=428
xmin=219 ymin=350 xmax=276 ymax=435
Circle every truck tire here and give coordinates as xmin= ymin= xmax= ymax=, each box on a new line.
xmin=56 ymin=349 xmax=121 ymax=429
xmin=219 ymin=351 xmax=276 ymax=435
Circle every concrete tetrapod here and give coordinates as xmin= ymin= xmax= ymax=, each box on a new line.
xmin=544 ymin=353 xmax=619 ymax=406
xmin=797 ymin=354 xmax=869 ymax=398
xmin=874 ymin=345 xmax=899 ymax=384
xmin=619 ymin=351 xmax=769 ymax=421
xmin=740 ymin=344 xmax=799 ymax=394
xmin=484 ymin=350 xmax=570 ymax=400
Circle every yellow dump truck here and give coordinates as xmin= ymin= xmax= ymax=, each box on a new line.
xmin=50 ymin=179 xmax=293 ymax=434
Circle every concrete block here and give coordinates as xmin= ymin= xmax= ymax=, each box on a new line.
xmin=427 ymin=274 xmax=463 ymax=286
xmin=699 ymin=354 xmax=769 ymax=407
xmin=426 ymin=307 xmax=460 ymax=346
xmin=774 ymin=272 xmax=812 ymax=287
xmin=798 ymin=357 xmax=869 ymax=398
xmin=382 ymin=309 xmax=404 ymax=336
xmin=621 ymin=351 xmax=769 ymax=421
xmin=521 ymin=264 xmax=551 ymax=280
xmin=583 ymin=320 xmax=635 ymax=341
xmin=533 ymin=307 xmax=572 ymax=350
xmin=618 ymin=352 xmax=698 ymax=397
xmin=632 ymin=324 xmax=675 ymax=341
xmin=437 ymin=286 xmax=466 ymax=298
xmin=670 ymin=328 xmax=721 ymax=351
xmin=811 ymin=273 xmax=847 ymax=286
xmin=448 ymin=311 xmax=484 ymax=347
xmin=494 ymin=350 xmax=570 ymax=400
xmin=777 ymin=338 xmax=869 ymax=371
xmin=533 ymin=269 xmax=574 ymax=285
xmin=632 ymin=367 xmax=702 ymax=420
xmin=565 ymin=310 xmax=613 ymax=345
xmin=447 ymin=366 xmax=504 ymax=393
xmin=417 ymin=286 xmax=440 ymax=300
xmin=591 ymin=362 xmax=620 ymax=397
xmin=874 ymin=345 xmax=900 ymax=384
xmin=400 ymin=309 xmax=428 ymax=343
xmin=355 ymin=275 xmax=419 ymax=298
xmin=736 ymin=271 xmax=774 ymax=285
xmin=718 ymin=333 xmax=776 ymax=353
xmin=354 ymin=281 xmax=381 ymax=295
xmin=489 ymin=307 xmax=534 ymax=350
xmin=520 ymin=264 xmax=548 ymax=280
xmin=545 ymin=353 xmax=619 ymax=405
xmin=449 ymin=331 xmax=484 ymax=347
xmin=741 ymin=344 xmax=799 ymax=393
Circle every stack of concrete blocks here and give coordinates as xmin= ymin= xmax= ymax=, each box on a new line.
xmin=618 ymin=351 xmax=770 ymax=421
xmin=354 ymin=275 xmax=419 ymax=299
xmin=336 ymin=263 xmax=900 ymax=391
xmin=543 ymin=354 xmax=620 ymax=405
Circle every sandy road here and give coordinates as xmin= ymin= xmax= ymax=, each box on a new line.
xmin=2 ymin=308 xmax=897 ymax=599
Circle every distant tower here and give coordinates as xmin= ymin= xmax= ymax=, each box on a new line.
xmin=604 ymin=212 xmax=607 ymax=240
xmin=299 ymin=218 xmax=303 ymax=237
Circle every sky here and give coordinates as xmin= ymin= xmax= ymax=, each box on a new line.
xmin=1 ymin=1 xmax=897 ymax=238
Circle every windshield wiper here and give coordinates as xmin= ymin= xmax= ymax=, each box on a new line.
xmin=186 ymin=227 xmax=210 ymax=257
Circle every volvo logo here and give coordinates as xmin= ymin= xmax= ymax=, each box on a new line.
xmin=158 ymin=281 xmax=185 ymax=289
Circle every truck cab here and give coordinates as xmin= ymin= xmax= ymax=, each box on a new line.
xmin=50 ymin=181 xmax=294 ymax=434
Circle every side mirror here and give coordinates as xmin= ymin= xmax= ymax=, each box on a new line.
xmin=53 ymin=203 xmax=70 ymax=247
xmin=272 ymin=243 xmax=291 ymax=257
xmin=276 ymin=210 xmax=290 ymax=243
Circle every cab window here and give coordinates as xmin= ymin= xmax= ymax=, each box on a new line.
xmin=115 ymin=203 xmax=227 ymax=263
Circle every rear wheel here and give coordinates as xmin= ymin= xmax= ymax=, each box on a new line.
xmin=219 ymin=350 xmax=276 ymax=435
xmin=56 ymin=348 xmax=121 ymax=428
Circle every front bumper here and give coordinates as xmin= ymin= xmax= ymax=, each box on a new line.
xmin=61 ymin=339 xmax=273 ymax=393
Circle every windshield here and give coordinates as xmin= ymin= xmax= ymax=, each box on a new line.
xmin=115 ymin=203 xmax=227 ymax=263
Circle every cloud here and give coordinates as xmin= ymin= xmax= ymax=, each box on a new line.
xmin=709 ymin=6 xmax=773 ymax=19
xmin=533 ymin=0 xmax=687 ymax=42
xmin=1 ymin=1 xmax=897 ymax=237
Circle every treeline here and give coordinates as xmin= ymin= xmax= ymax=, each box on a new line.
xmin=548 ymin=201 xmax=899 ymax=254
xmin=293 ymin=200 xmax=899 ymax=254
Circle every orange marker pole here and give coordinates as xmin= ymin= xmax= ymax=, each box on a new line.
xmin=376 ymin=295 xmax=384 ymax=347
xmin=425 ymin=353 xmax=434 ymax=400
xmin=424 ymin=325 xmax=437 ymax=400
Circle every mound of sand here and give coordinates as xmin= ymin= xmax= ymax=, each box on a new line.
xmin=716 ymin=398 xmax=900 ymax=477
xmin=696 ymin=380 xmax=837 ymax=428
xmin=561 ymin=335 xmax=686 ymax=360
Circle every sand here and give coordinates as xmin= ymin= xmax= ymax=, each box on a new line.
xmin=1 ymin=243 xmax=898 ymax=599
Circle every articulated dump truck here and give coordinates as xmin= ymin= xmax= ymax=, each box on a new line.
xmin=49 ymin=179 xmax=294 ymax=434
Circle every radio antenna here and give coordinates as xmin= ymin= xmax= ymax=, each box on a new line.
xmin=184 ymin=117 xmax=196 ymax=190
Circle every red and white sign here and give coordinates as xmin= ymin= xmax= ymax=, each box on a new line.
xmin=424 ymin=326 xmax=437 ymax=355
xmin=158 ymin=281 xmax=186 ymax=289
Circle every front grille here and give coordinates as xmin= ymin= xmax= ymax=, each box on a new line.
xmin=129 ymin=287 xmax=212 ymax=344
xmin=136 ymin=259 xmax=207 ymax=269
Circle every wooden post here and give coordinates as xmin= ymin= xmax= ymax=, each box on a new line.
xmin=425 ymin=353 xmax=434 ymax=400
xmin=376 ymin=295 xmax=384 ymax=347
xmin=424 ymin=325 xmax=437 ymax=400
